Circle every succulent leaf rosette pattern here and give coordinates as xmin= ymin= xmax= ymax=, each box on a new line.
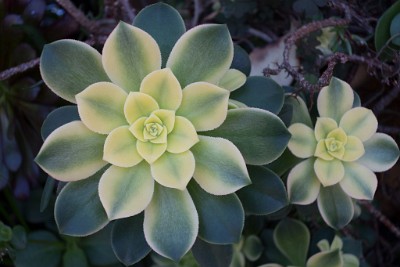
xmin=287 ymin=78 xmax=399 ymax=229
xmin=35 ymin=3 xmax=290 ymax=263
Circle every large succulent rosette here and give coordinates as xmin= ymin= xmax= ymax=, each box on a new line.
xmin=35 ymin=3 xmax=290 ymax=263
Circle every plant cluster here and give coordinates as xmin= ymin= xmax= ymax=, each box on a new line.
xmin=1 ymin=1 xmax=400 ymax=267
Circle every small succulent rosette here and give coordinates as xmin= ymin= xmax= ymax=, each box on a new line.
xmin=287 ymin=78 xmax=399 ymax=229
xmin=35 ymin=3 xmax=290 ymax=264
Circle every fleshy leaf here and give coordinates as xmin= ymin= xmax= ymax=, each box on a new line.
xmin=133 ymin=3 xmax=186 ymax=67
xmin=317 ymin=78 xmax=354 ymax=123
xmin=314 ymin=158 xmax=345 ymax=187
xmin=230 ymin=76 xmax=284 ymax=114
xmin=192 ymin=238 xmax=233 ymax=267
xmin=274 ymin=218 xmax=309 ymax=266
xmin=314 ymin=117 xmax=338 ymax=141
xmin=152 ymin=109 xmax=175 ymax=133
xmin=55 ymin=169 xmax=108 ymax=236
xmin=343 ymin=254 xmax=360 ymax=267
xmin=177 ymin=82 xmax=229 ymax=131
xmin=243 ymin=235 xmax=263 ymax=261
xmin=315 ymin=140 xmax=334 ymax=161
xmin=136 ymin=140 xmax=167 ymax=163
xmin=124 ymin=92 xmax=159 ymax=124
xmin=306 ymin=250 xmax=343 ymax=267
xmin=103 ymin=126 xmax=142 ymax=168
xmin=41 ymin=106 xmax=80 ymax=140
xmin=237 ymin=165 xmax=288 ymax=215
xmin=98 ymin=163 xmax=154 ymax=220
xmin=167 ymin=24 xmax=233 ymax=87
xmin=111 ymin=214 xmax=151 ymax=266
xmin=284 ymin=95 xmax=313 ymax=127
xmin=63 ymin=244 xmax=88 ymax=267
xmin=191 ymin=135 xmax=250 ymax=195
xmin=167 ymin=116 xmax=199 ymax=153
xmin=339 ymin=107 xmax=378 ymax=142
xmin=140 ymin=68 xmax=182 ymax=110
xmin=151 ymin=151 xmax=195 ymax=190
xmin=339 ymin=162 xmax=377 ymax=200
xmin=342 ymin=136 xmax=364 ymax=162
xmin=76 ymin=82 xmax=127 ymax=134
xmin=288 ymin=123 xmax=317 ymax=158
xmin=218 ymin=69 xmax=246 ymax=91
xmin=144 ymin=184 xmax=198 ymax=261
xmin=287 ymin=158 xmax=321 ymax=205
xmin=40 ymin=40 xmax=110 ymax=103
xmin=102 ymin=22 xmax=161 ymax=92
xmin=188 ymin=181 xmax=244 ymax=244
xmin=357 ymin=133 xmax=399 ymax=172
xmin=317 ymin=184 xmax=354 ymax=229
xmin=205 ymin=108 xmax=290 ymax=165
xmin=14 ymin=231 xmax=63 ymax=267
xmin=35 ymin=121 xmax=107 ymax=182
xmin=231 ymin=44 xmax=251 ymax=76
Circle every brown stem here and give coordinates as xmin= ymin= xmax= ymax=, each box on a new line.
xmin=0 ymin=58 xmax=40 ymax=81
xmin=373 ymin=80 xmax=400 ymax=115
xmin=359 ymin=200 xmax=400 ymax=239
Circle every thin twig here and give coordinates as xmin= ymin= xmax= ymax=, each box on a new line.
xmin=359 ymin=200 xmax=400 ymax=239
xmin=55 ymin=0 xmax=98 ymax=33
xmin=373 ymin=80 xmax=400 ymax=115
xmin=0 ymin=58 xmax=40 ymax=81
xmin=192 ymin=0 xmax=203 ymax=27
xmin=119 ymin=0 xmax=136 ymax=22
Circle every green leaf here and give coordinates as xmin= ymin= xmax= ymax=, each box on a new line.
xmin=357 ymin=133 xmax=399 ymax=172
xmin=63 ymin=244 xmax=88 ymax=267
xmin=151 ymin=151 xmax=195 ymax=190
xmin=191 ymin=135 xmax=250 ymax=195
xmin=314 ymin=158 xmax=345 ymax=187
xmin=99 ymin=162 xmax=154 ymax=220
xmin=317 ymin=184 xmax=354 ymax=229
xmin=219 ymin=69 xmax=246 ymax=91
xmin=102 ymin=21 xmax=161 ymax=92
xmin=284 ymin=95 xmax=313 ymax=127
xmin=339 ymin=162 xmax=377 ymax=200
xmin=140 ymin=68 xmax=183 ymax=110
xmin=55 ymin=169 xmax=109 ymax=236
xmin=375 ymin=1 xmax=400 ymax=58
xmin=205 ymin=108 xmax=290 ymax=165
xmin=177 ymin=82 xmax=229 ymax=132
xmin=80 ymin=225 xmax=119 ymax=266
xmin=167 ymin=24 xmax=233 ymax=87
xmin=133 ymin=2 xmax=186 ymax=67
xmin=76 ymin=82 xmax=128 ymax=134
xmin=192 ymin=238 xmax=233 ymax=267
xmin=339 ymin=107 xmax=377 ymax=142
xmin=144 ymin=184 xmax=198 ymax=261
xmin=317 ymin=78 xmax=354 ymax=123
xmin=111 ymin=214 xmax=151 ymax=266
xmin=40 ymin=176 xmax=56 ymax=212
xmin=11 ymin=226 xmax=27 ymax=250
xmin=40 ymin=40 xmax=110 ymax=103
xmin=188 ymin=181 xmax=244 ymax=244
xmin=231 ymin=44 xmax=251 ymax=76
xmin=390 ymin=13 xmax=400 ymax=45
xmin=230 ymin=76 xmax=284 ymax=114
xmin=41 ymin=106 xmax=80 ymax=140
xmin=36 ymin=121 xmax=107 ymax=182
xmin=237 ymin=165 xmax=288 ymax=215
xmin=306 ymin=249 xmax=343 ymax=267
xmin=343 ymin=254 xmax=360 ymax=267
xmin=273 ymin=218 xmax=310 ymax=266
xmin=243 ymin=235 xmax=263 ymax=261
xmin=287 ymin=158 xmax=321 ymax=205
xmin=14 ymin=231 xmax=64 ymax=267
xmin=288 ymin=123 xmax=317 ymax=158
